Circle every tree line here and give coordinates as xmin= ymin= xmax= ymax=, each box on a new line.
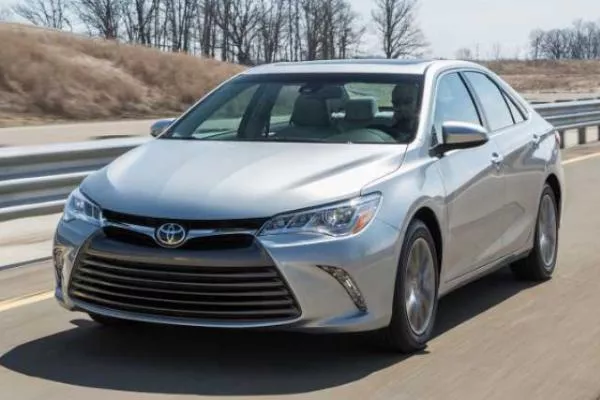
xmin=529 ymin=20 xmax=600 ymax=60
xmin=5 ymin=0 xmax=427 ymax=65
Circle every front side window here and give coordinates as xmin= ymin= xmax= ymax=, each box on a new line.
xmin=433 ymin=72 xmax=482 ymax=131
xmin=464 ymin=72 xmax=514 ymax=131
xmin=161 ymin=73 xmax=424 ymax=144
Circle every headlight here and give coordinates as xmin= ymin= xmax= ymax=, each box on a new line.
xmin=63 ymin=188 xmax=103 ymax=226
xmin=258 ymin=193 xmax=381 ymax=237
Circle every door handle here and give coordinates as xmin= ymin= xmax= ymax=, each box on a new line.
xmin=532 ymin=134 xmax=541 ymax=147
xmin=491 ymin=152 xmax=504 ymax=170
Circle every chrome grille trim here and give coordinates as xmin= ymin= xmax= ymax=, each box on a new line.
xmin=69 ymin=253 xmax=301 ymax=322
xmin=102 ymin=220 xmax=257 ymax=240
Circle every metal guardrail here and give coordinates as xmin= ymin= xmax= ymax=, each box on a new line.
xmin=534 ymin=99 xmax=600 ymax=147
xmin=0 ymin=138 xmax=148 ymax=222
xmin=1 ymin=99 xmax=600 ymax=223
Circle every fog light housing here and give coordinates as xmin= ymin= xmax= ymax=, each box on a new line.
xmin=318 ymin=265 xmax=367 ymax=312
xmin=53 ymin=247 xmax=64 ymax=287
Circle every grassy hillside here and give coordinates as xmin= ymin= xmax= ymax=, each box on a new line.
xmin=0 ymin=23 xmax=244 ymax=127
xmin=485 ymin=60 xmax=600 ymax=93
xmin=1 ymin=23 xmax=599 ymax=127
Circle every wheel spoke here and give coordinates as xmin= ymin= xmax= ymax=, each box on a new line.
xmin=538 ymin=195 xmax=557 ymax=269
xmin=406 ymin=291 xmax=417 ymax=325
xmin=404 ymin=237 xmax=436 ymax=336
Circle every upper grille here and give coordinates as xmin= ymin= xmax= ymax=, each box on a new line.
xmin=69 ymin=251 xmax=301 ymax=322
xmin=102 ymin=226 xmax=255 ymax=250
xmin=102 ymin=209 xmax=269 ymax=231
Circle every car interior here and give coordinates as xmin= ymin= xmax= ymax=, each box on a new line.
xmin=266 ymin=83 xmax=421 ymax=144
xmin=169 ymin=80 xmax=423 ymax=144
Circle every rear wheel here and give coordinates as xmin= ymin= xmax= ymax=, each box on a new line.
xmin=375 ymin=219 xmax=439 ymax=353
xmin=511 ymin=184 xmax=559 ymax=281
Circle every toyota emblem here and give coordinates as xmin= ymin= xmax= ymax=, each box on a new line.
xmin=155 ymin=223 xmax=187 ymax=248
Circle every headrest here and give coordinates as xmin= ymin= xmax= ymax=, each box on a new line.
xmin=392 ymin=82 xmax=421 ymax=108
xmin=290 ymin=96 xmax=331 ymax=127
xmin=344 ymin=97 xmax=378 ymax=122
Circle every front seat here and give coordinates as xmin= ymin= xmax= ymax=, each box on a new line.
xmin=330 ymin=97 xmax=395 ymax=143
xmin=276 ymin=95 xmax=334 ymax=140
xmin=341 ymin=97 xmax=378 ymax=130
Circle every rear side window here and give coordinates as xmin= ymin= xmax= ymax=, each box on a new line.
xmin=503 ymin=92 xmax=525 ymax=123
xmin=433 ymin=73 xmax=482 ymax=131
xmin=464 ymin=72 xmax=514 ymax=131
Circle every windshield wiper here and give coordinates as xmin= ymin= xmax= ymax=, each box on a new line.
xmin=253 ymin=136 xmax=326 ymax=143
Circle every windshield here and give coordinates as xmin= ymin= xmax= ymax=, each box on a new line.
xmin=160 ymin=73 xmax=424 ymax=144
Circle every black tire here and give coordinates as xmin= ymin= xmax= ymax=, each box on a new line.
xmin=375 ymin=219 xmax=440 ymax=353
xmin=88 ymin=312 xmax=132 ymax=326
xmin=511 ymin=184 xmax=559 ymax=281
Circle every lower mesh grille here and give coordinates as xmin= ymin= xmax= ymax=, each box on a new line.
xmin=69 ymin=253 xmax=301 ymax=321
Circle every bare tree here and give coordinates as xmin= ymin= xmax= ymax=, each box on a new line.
xmin=258 ymin=0 xmax=286 ymax=63
xmin=73 ymin=0 xmax=122 ymax=39
xmin=336 ymin=1 xmax=365 ymax=59
xmin=529 ymin=29 xmax=545 ymax=60
xmin=6 ymin=0 xmax=382 ymax=64
xmin=12 ymin=0 xmax=71 ymax=29
xmin=163 ymin=0 xmax=196 ymax=52
xmin=121 ymin=0 xmax=157 ymax=45
xmin=455 ymin=47 xmax=473 ymax=60
xmin=300 ymin=0 xmax=320 ymax=60
xmin=581 ymin=20 xmax=600 ymax=59
xmin=529 ymin=20 xmax=600 ymax=60
xmin=216 ymin=0 xmax=261 ymax=64
xmin=197 ymin=0 xmax=218 ymax=57
xmin=490 ymin=42 xmax=502 ymax=60
xmin=372 ymin=0 xmax=426 ymax=59
xmin=541 ymin=29 xmax=569 ymax=60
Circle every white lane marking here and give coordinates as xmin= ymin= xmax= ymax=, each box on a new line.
xmin=563 ymin=151 xmax=600 ymax=165
xmin=1 ymin=147 xmax=599 ymax=314
xmin=0 ymin=291 xmax=54 ymax=313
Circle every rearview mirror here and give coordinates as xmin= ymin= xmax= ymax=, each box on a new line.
xmin=433 ymin=121 xmax=489 ymax=156
xmin=150 ymin=118 xmax=175 ymax=137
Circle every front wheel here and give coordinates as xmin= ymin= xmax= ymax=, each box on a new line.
xmin=511 ymin=184 xmax=559 ymax=281
xmin=375 ymin=219 xmax=439 ymax=353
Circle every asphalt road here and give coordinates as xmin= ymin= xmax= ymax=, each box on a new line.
xmin=0 ymin=119 xmax=156 ymax=147
xmin=1 ymin=150 xmax=600 ymax=400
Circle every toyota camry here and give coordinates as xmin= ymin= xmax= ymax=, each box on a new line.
xmin=53 ymin=59 xmax=564 ymax=352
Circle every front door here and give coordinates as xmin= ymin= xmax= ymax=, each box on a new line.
xmin=432 ymin=72 xmax=508 ymax=282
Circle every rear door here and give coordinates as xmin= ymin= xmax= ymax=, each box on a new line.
xmin=432 ymin=72 xmax=508 ymax=282
xmin=462 ymin=71 xmax=546 ymax=257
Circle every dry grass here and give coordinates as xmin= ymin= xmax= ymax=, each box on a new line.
xmin=485 ymin=60 xmax=600 ymax=93
xmin=0 ymin=23 xmax=245 ymax=127
xmin=1 ymin=23 xmax=600 ymax=127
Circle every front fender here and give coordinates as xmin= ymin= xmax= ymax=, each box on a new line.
xmin=362 ymin=152 xmax=448 ymax=294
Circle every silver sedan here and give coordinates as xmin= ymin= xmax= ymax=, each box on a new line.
xmin=52 ymin=59 xmax=564 ymax=352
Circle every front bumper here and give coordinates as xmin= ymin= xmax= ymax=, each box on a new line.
xmin=53 ymin=216 xmax=401 ymax=333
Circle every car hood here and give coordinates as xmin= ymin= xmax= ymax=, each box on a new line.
xmin=81 ymin=139 xmax=407 ymax=220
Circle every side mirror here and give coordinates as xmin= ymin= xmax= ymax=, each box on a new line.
xmin=150 ymin=118 xmax=175 ymax=137
xmin=433 ymin=121 xmax=489 ymax=156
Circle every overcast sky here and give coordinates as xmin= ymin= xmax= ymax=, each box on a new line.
xmin=1 ymin=0 xmax=599 ymax=59
xmin=352 ymin=0 xmax=600 ymax=58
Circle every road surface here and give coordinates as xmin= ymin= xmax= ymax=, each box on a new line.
xmin=0 ymin=119 xmax=157 ymax=147
xmin=1 ymin=148 xmax=600 ymax=399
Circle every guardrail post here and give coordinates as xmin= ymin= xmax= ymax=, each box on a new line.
xmin=559 ymin=130 xmax=565 ymax=149
xmin=578 ymin=128 xmax=586 ymax=145
xmin=598 ymin=125 xmax=600 ymax=142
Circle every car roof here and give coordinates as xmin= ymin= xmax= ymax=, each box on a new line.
xmin=242 ymin=59 xmax=485 ymax=76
